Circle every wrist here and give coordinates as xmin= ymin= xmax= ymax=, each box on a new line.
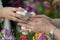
xmin=54 ymin=28 xmax=60 ymax=40
xmin=46 ymin=25 xmax=56 ymax=35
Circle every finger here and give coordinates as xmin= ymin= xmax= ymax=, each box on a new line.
xmin=18 ymin=23 xmax=27 ymax=27
xmin=19 ymin=23 xmax=38 ymax=32
xmin=32 ymin=15 xmax=48 ymax=18
xmin=31 ymin=14 xmax=44 ymax=18
xmin=26 ymin=17 xmax=39 ymax=22
xmin=11 ymin=12 xmax=24 ymax=18
xmin=17 ymin=7 xmax=25 ymax=11
xmin=19 ymin=20 xmax=27 ymax=23
xmin=28 ymin=18 xmax=39 ymax=22
xmin=20 ymin=29 xmax=29 ymax=32
xmin=20 ymin=28 xmax=34 ymax=32
xmin=18 ymin=22 xmax=32 ymax=29
xmin=10 ymin=16 xmax=23 ymax=22
xmin=32 ymin=15 xmax=52 ymax=21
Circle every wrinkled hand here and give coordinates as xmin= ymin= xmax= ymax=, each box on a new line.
xmin=1 ymin=7 xmax=24 ymax=22
xmin=19 ymin=15 xmax=55 ymax=34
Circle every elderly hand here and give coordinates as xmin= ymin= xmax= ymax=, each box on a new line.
xmin=0 ymin=7 xmax=24 ymax=22
xmin=18 ymin=15 xmax=56 ymax=34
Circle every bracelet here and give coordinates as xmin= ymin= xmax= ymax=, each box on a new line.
xmin=49 ymin=27 xmax=56 ymax=40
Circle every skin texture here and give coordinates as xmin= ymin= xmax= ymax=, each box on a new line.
xmin=0 ymin=7 xmax=25 ymax=22
xmin=18 ymin=15 xmax=54 ymax=34
xmin=18 ymin=15 xmax=60 ymax=40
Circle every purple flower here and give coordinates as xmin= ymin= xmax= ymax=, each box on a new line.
xmin=26 ymin=6 xmax=38 ymax=14
xmin=5 ymin=29 xmax=11 ymax=37
xmin=5 ymin=29 xmax=16 ymax=40
xmin=36 ymin=33 xmax=48 ymax=40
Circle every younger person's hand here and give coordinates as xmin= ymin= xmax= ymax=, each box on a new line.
xmin=0 ymin=7 xmax=24 ymax=22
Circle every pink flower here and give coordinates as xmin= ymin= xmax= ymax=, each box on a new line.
xmin=43 ymin=1 xmax=51 ymax=8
